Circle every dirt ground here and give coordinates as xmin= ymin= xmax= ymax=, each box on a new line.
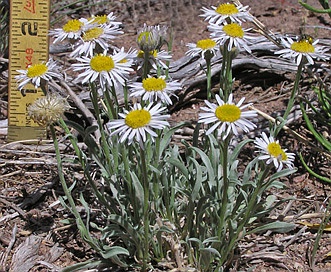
xmin=1 ymin=0 xmax=331 ymax=271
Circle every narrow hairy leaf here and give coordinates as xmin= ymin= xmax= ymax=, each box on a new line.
xmin=248 ymin=221 xmax=296 ymax=234
xmin=101 ymin=246 xmax=130 ymax=259
xmin=190 ymin=146 xmax=215 ymax=184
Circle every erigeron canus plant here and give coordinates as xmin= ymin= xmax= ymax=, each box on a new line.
xmin=274 ymin=36 xmax=329 ymax=136
xmin=279 ymin=2 xmax=331 ymax=266
xmin=19 ymin=1 xmax=304 ymax=271
xmin=178 ymin=1 xmax=298 ymax=270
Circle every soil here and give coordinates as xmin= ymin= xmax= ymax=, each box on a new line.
xmin=1 ymin=0 xmax=331 ymax=271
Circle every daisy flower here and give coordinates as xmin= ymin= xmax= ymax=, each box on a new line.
xmin=88 ymin=12 xmax=122 ymax=26
xmin=129 ymin=75 xmax=181 ymax=105
xmin=72 ymin=49 xmax=133 ymax=89
xmin=114 ymin=47 xmax=138 ymax=67
xmin=70 ymin=24 xmax=123 ymax=57
xmin=137 ymin=24 xmax=168 ymax=52
xmin=254 ymin=132 xmax=295 ymax=172
xmin=208 ymin=22 xmax=256 ymax=53
xmin=135 ymin=49 xmax=172 ymax=70
xmin=49 ymin=18 xmax=87 ymax=43
xmin=275 ymin=36 xmax=329 ymax=65
xmin=200 ymin=2 xmax=252 ymax=25
xmin=15 ymin=58 xmax=62 ymax=90
xmin=106 ymin=102 xmax=170 ymax=145
xmin=186 ymin=38 xmax=219 ymax=59
xmin=198 ymin=94 xmax=257 ymax=139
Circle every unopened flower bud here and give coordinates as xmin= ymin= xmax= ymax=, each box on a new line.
xmin=137 ymin=24 xmax=168 ymax=52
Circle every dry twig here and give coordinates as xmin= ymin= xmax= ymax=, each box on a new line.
xmin=0 ymin=224 xmax=17 ymax=270
xmin=50 ymin=79 xmax=101 ymax=142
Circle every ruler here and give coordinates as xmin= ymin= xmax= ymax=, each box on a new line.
xmin=8 ymin=0 xmax=50 ymax=141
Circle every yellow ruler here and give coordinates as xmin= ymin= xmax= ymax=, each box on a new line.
xmin=8 ymin=0 xmax=50 ymax=141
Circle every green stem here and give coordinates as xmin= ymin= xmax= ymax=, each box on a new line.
xmin=310 ymin=198 xmax=331 ymax=268
xmin=220 ymin=46 xmax=227 ymax=95
xmin=143 ymin=51 xmax=150 ymax=79
xmin=50 ymin=124 xmax=100 ymax=252
xmin=220 ymin=42 xmax=233 ymax=100
xmin=123 ymin=82 xmax=129 ymax=110
xmin=275 ymin=58 xmax=305 ymax=136
xmin=283 ymin=59 xmax=305 ymax=120
xmin=58 ymin=119 xmax=114 ymax=213
xmin=219 ymin=164 xmax=272 ymax=266
xmin=217 ymin=135 xmax=231 ymax=239
xmin=51 ymin=124 xmax=78 ymax=215
xmin=299 ymin=153 xmax=331 ymax=183
xmin=204 ymin=50 xmax=213 ymax=100
xmin=58 ymin=119 xmax=83 ymax=164
xmin=90 ymin=86 xmax=114 ymax=171
xmin=224 ymin=48 xmax=233 ymax=101
xmin=153 ymin=137 xmax=161 ymax=210
xmin=299 ymin=0 xmax=331 ymax=14
xmin=140 ymin=146 xmax=150 ymax=271
xmin=104 ymin=86 xmax=117 ymax=120
xmin=110 ymin=85 xmax=119 ymax=110
xmin=121 ymin=145 xmax=140 ymax=223
xmin=206 ymin=57 xmax=212 ymax=100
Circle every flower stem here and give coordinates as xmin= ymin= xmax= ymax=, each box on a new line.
xmin=50 ymin=123 xmax=100 ymax=252
xmin=103 ymin=85 xmax=117 ymax=119
xmin=310 ymin=198 xmax=331 ymax=268
xmin=58 ymin=119 xmax=114 ymax=212
xmin=219 ymin=164 xmax=272 ymax=266
xmin=217 ymin=134 xmax=231 ymax=239
xmin=285 ymin=59 xmax=305 ymax=116
xmin=224 ymin=48 xmax=233 ymax=101
xmin=220 ymin=42 xmax=233 ymax=101
xmin=204 ymin=50 xmax=214 ymax=100
xmin=140 ymin=146 xmax=150 ymax=271
xmin=143 ymin=51 xmax=150 ymax=79
xmin=275 ymin=58 xmax=305 ymax=136
xmin=91 ymin=86 xmax=113 ymax=169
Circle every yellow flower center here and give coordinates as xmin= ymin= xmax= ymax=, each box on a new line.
xmin=223 ymin=23 xmax=244 ymax=38
xmin=137 ymin=50 xmax=144 ymax=58
xmin=62 ymin=19 xmax=83 ymax=33
xmin=215 ymin=104 xmax=241 ymax=122
xmin=142 ymin=77 xmax=166 ymax=92
xmin=215 ymin=3 xmax=239 ymax=15
xmin=82 ymin=27 xmax=104 ymax=41
xmin=150 ymin=50 xmax=158 ymax=57
xmin=196 ymin=39 xmax=217 ymax=50
xmin=27 ymin=63 xmax=48 ymax=78
xmin=125 ymin=109 xmax=151 ymax=128
xmin=137 ymin=50 xmax=158 ymax=59
xmin=92 ymin=15 xmax=108 ymax=24
xmin=90 ymin=55 xmax=115 ymax=72
xmin=290 ymin=41 xmax=315 ymax=53
xmin=267 ymin=142 xmax=288 ymax=160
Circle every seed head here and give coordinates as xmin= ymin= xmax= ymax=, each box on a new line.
xmin=28 ymin=94 xmax=70 ymax=126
